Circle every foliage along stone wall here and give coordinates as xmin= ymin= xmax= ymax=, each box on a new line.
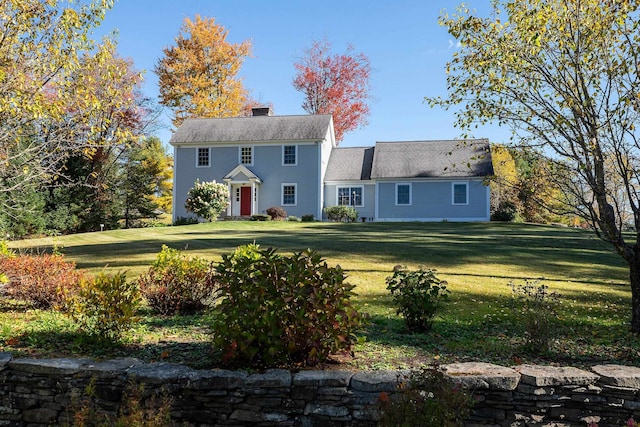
xmin=1 ymin=352 xmax=640 ymax=426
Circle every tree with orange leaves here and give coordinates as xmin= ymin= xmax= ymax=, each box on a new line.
xmin=155 ymin=15 xmax=252 ymax=128
xmin=293 ymin=39 xmax=372 ymax=144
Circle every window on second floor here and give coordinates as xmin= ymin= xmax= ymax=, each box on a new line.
xmin=283 ymin=145 xmax=297 ymax=165
xmin=240 ymin=146 xmax=253 ymax=165
xmin=197 ymin=147 xmax=210 ymax=167
xmin=337 ymin=186 xmax=363 ymax=207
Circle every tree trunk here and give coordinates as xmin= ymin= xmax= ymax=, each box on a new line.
xmin=629 ymin=250 xmax=640 ymax=333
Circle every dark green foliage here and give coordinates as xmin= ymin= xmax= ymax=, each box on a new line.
xmin=378 ymin=365 xmax=474 ymax=427
xmin=509 ymin=280 xmax=561 ymax=353
xmin=324 ymin=205 xmax=358 ymax=222
xmin=173 ymin=216 xmax=199 ymax=225
xmin=211 ymin=246 xmax=364 ymax=367
xmin=491 ymin=200 xmax=519 ymax=222
xmin=386 ymin=266 xmax=449 ymax=332
xmin=250 ymin=214 xmax=271 ymax=221
xmin=301 ymin=214 xmax=315 ymax=222
xmin=266 ymin=206 xmax=287 ymax=220
xmin=138 ymin=245 xmax=216 ymax=315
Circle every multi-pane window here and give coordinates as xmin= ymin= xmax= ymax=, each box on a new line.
xmin=453 ymin=182 xmax=469 ymax=205
xmin=396 ymin=183 xmax=411 ymax=205
xmin=282 ymin=184 xmax=296 ymax=205
xmin=240 ymin=146 xmax=253 ymax=165
xmin=337 ymin=186 xmax=363 ymax=207
xmin=283 ymin=145 xmax=297 ymax=165
xmin=197 ymin=147 xmax=209 ymax=167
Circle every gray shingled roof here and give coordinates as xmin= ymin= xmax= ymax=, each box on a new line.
xmin=325 ymin=147 xmax=375 ymax=181
xmin=169 ymin=114 xmax=333 ymax=145
xmin=370 ymin=139 xmax=493 ymax=179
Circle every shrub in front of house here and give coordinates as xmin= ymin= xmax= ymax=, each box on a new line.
xmin=251 ymin=214 xmax=271 ymax=221
xmin=211 ymin=246 xmax=364 ymax=368
xmin=266 ymin=206 xmax=287 ymax=220
xmin=0 ymin=253 xmax=83 ymax=310
xmin=324 ymin=205 xmax=358 ymax=222
xmin=301 ymin=214 xmax=315 ymax=222
xmin=67 ymin=271 xmax=141 ymax=341
xmin=386 ymin=265 xmax=449 ymax=332
xmin=138 ymin=245 xmax=216 ymax=315
xmin=185 ymin=179 xmax=229 ymax=221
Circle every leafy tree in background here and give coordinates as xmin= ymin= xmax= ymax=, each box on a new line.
xmin=155 ymin=15 xmax=252 ymax=127
xmin=293 ymin=39 xmax=372 ymax=143
xmin=428 ymin=1 xmax=640 ymax=331
xmin=120 ymin=137 xmax=173 ymax=228
xmin=0 ymin=0 xmax=115 ymax=225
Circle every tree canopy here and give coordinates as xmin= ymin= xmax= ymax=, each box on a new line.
xmin=428 ymin=0 xmax=640 ymax=330
xmin=155 ymin=15 xmax=252 ymax=128
xmin=293 ymin=39 xmax=372 ymax=143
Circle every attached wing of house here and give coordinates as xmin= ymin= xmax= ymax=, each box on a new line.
xmin=324 ymin=139 xmax=493 ymax=222
xmin=170 ymin=109 xmax=493 ymax=222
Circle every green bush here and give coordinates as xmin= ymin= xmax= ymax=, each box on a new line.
xmin=386 ymin=266 xmax=449 ymax=332
xmin=324 ymin=205 xmax=358 ymax=222
xmin=251 ymin=214 xmax=271 ymax=221
xmin=301 ymin=214 xmax=315 ymax=222
xmin=211 ymin=247 xmax=364 ymax=367
xmin=138 ymin=245 xmax=216 ymax=315
xmin=68 ymin=272 xmax=141 ymax=341
xmin=287 ymin=216 xmax=301 ymax=222
xmin=173 ymin=216 xmax=199 ymax=226
xmin=509 ymin=280 xmax=561 ymax=353
xmin=378 ymin=365 xmax=474 ymax=427
xmin=266 ymin=206 xmax=287 ymax=220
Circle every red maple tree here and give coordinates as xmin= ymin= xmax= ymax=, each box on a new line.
xmin=293 ymin=39 xmax=372 ymax=144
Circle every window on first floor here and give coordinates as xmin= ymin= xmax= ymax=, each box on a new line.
xmin=337 ymin=186 xmax=363 ymax=207
xmin=197 ymin=147 xmax=210 ymax=167
xmin=282 ymin=183 xmax=297 ymax=206
xmin=396 ymin=183 xmax=411 ymax=205
xmin=452 ymin=182 xmax=469 ymax=205
xmin=283 ymin=145 xmax=297 ymax=165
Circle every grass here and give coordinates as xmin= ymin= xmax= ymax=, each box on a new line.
xmin=2 ymin=221 xmax=638 ymax=370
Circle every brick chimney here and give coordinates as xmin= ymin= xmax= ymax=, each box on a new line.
xmin=251 ymin=107 xmax=273 ymax=117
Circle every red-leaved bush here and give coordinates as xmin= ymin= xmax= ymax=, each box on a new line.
xmin=0 ymin=254 xmax=83 ymax=309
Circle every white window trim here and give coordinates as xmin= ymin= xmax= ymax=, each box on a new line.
xmin=452 ymin=182 xmax=469 ymax=205
xmin=336 ymin=185 xmax=364 ymax=207
xmin=196 ymin=147 xmax=210 ymax=168
xmin=281 ymin=183 xmax=297 ymax=206
xmin=395 ymin=183 xmax=412 ymax=206
xmin=282 ymin=145 xmax=297 ymax=166
xmin=239 ymin=146 xmax=253 ymax=166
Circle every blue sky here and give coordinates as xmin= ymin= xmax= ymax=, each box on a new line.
xmin=96 ymin=0 xmax=509 ymax=147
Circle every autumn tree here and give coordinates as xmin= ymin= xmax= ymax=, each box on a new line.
xmin=428 ymin=1 xmax=640 ymax=331
xmin=0 ymin=0 xmax=115 ymax=226
xmin=293 ymin=39 xmax=371 ymax=143
xmin=155 ymin=15 xmax=252 ymax=127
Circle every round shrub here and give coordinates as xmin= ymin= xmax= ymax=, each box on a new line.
xmin=324 ymin=205 xmax=358 ymax=222
xmin=386 ymin=265 xmax=449 ymax=332
xmin=185 ymin=179 xmax=229 ymax=221
xmin=138 ymin=245 xmax=216 ymax=315
xmin=266 ymin=206 xmax=287 ymax=220
xmin=211 ymin=246 xmax=364 ymax=368
xmin=0 ymin=254 xmax=83 ymax=309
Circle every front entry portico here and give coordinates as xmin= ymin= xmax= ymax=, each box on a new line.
xmin=223 ymin=164 xmax=262 ymax=217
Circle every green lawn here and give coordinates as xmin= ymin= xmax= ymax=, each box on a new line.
xmin=3 ymin=221 xmax=637 ymax=369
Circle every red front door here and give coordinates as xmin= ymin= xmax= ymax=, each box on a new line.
xmin=240 ymin=187 xmax=251 ymax=216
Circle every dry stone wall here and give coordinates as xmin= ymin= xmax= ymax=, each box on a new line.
xmin=2 ymin=352 xmax=640 ymax=426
